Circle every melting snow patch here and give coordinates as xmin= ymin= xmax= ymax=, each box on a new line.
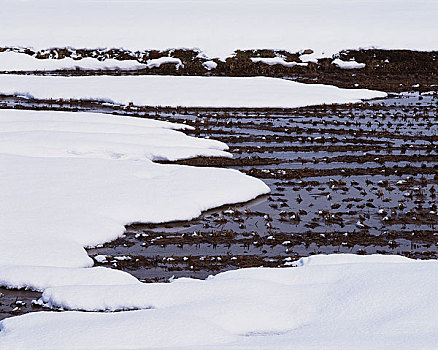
xmin=93 ymin=255 xmax=108 ymax=263
xmin=145 ymin=57 xmax=183 ymax=69
xmin=250 ymin=57 xmax=307 ymax=68
xmin=202 ymin=60 xmax=218 ymax=70
xmin=0 ymin=51 xmax=148 ymax=72
xmin=332 ymin=58 xmax=366 ymax=69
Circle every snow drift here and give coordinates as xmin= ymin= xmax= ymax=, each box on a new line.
xmin=1 ymin=254 xmax=437 ymax=349
xmin=0 ymin=75 xmax=386 ymax=108
xmin=0 ymin=109 xmax=269 ymax=272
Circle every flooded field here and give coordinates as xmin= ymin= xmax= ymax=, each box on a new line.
xmin=85 ymin=92 xmax=438 ymax=281
xmin=0 ymin=288 xmax=46 ymax=321
xmin=0 ymin=91 xmax=437 ymax=319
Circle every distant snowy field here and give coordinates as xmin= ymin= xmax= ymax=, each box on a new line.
xmin=1 ymin=0 xmax=437 ymax=58
xmin=0 ymin=75 xmax=386 ymax=108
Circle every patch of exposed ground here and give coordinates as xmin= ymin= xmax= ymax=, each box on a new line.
xmin=0 ymin=288 xmax=47 ymax=321
xmin=1 ymin=47 xmax=437 ymax=92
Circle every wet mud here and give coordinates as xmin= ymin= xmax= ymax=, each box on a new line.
xmin=0 ymin=288 xmax=46 ymax=321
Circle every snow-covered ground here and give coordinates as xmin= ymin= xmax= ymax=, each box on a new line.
xmin=1 ymin=0 xmax=437 ymax=59
xmin=0 ymin=51 xmax=147 ymax=71
xmin=0 ymin=109 xmax=269 ymax=277
xmin=332 ymin=58 xmax=366 ymax=69
xmin=0 ymin=266 xmax=140 ymax=291
xmin=250 ymin=57 xmax=308 ymax=68
xmin=1 ymin=254 xmax=438 ymax=349
xmin=0 ymin=75 xmax=386 ymax=108
xmin=0 ymin=51 xmax=186 ymax=72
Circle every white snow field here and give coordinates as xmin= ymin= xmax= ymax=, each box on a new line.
xmin=0 ymin=75 xmax=386 ymax=108
xmin=1 ymin=254 xmax=438 ymax=349
xmin=0 ymin=109 xmax=269 ymax=276
xmin=0 ymin=0 xmax=437 ymax=59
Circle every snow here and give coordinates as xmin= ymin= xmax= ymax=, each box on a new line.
xmin=0 ymin=266 xmax=139 ymax=291
xmin=145 ymin=56 xmax=183 ymax=69
xmin=93 ymin=255 xmax=108 ymax=264
xmin=202 ymin=60 xmax=218 ymax=70
xmin=0 ymin=75 xmax=386 ymax=108
xmin=0 ymin=109 xmax=231 ymax=161
xmin=332 ymin=58 xmax=366 ymax=69
xmin=0 ymin=109 xmax=270 ymax=274
xmin=299 ymin=52 xmax=321 ymax=63
xmin=250 ymin=57 xmax=307 ymax=68
xmin=0 ymin=51 xmax=148 ymax=71
xmin=0 ymin=52 xmax=184 ymax=72
xmin=1 ymin=0 xmax=436 ymax=60
xmin=0 ymin=52 xmax=186 ymax=72
xmin=0 ymin=1 xmax=435 ymax=345
xmin=291 ymin=253 xmax=412 ymax=267
xmin=0 ymin=238 xmax=94 ymax=269
xmin=1 ymin=254 xmax=438 ymax=349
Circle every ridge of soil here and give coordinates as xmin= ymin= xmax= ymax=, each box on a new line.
xmin=1 ymin=47 xmax=437 ymax=92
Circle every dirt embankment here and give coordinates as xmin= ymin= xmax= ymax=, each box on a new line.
xmin=1 ymin=47 xmax=437 ymax=92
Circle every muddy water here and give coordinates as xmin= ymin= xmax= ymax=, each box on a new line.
xmin=0 ymin=288 xmax=45 ymax=321
xmin=85 ymin=92 xmax=438 ymax=282
xmin=0 ymin=91 xmax=437 ymax=319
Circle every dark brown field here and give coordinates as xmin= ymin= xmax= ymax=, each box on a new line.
xmin=1 ymin=47 xmax=437 ymax=92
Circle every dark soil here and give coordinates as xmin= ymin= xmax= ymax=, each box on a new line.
xmin=1 ymin=47 xmax=437 ymax=92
